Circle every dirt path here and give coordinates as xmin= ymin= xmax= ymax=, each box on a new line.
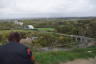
xmin=60 ymin=58 xmax=96 ymax=64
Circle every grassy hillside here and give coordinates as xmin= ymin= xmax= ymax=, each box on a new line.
xmin=34 ymin=46 xmax=96 ymax=64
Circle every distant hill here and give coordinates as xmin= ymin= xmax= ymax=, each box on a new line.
xmin=0 ymin=16 xmax=96 ymax=21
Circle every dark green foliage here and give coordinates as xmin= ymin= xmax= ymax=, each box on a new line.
xmin=0 ymin=30 xmax=75 ymax=48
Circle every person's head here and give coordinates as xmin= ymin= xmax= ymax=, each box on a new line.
xmin=8 ymin=32 xmax=21 ymax=43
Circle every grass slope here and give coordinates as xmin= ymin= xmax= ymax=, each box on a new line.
xmin=34 ymin=46 xmax=96 ymax=64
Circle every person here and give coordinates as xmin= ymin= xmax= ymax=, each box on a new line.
xmin=0 ymin=32 xmax=35 ymax=64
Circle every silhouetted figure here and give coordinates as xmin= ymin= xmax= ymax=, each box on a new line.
xmin=0 ymin=32 xmax=35 ymax=64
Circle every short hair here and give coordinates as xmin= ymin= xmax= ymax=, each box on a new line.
xmin=8 ymin=32 xmax=21 ymax=42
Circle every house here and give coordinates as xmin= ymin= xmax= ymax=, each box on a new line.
xmin=14 ymin=20 xmax=23 ymax=26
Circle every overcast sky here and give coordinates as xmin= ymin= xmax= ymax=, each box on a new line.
xmin=0 ymin=0 xmax=96 ymax=19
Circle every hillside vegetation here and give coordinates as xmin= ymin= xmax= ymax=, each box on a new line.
xmin=0 ymin=18 xmax=96 ymax=64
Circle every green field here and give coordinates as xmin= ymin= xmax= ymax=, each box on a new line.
xmin=37 ymin=28 xmax=55 ymax=32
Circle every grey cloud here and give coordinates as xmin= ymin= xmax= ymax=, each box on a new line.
xmin=0 ymin=0 xmax=96 ymax=19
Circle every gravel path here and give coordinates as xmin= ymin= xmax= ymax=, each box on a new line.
xmin=60 ymin=58 xmax=96 ymax=64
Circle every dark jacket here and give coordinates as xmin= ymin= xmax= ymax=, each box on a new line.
xmin=0 ymin=42 xmax=33 ymax=64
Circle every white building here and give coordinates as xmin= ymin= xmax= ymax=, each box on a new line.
xmin=14 ymin=20 xmax=23 ymax=26
xmin=26 ymin=25 xmax=34 ymax=29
